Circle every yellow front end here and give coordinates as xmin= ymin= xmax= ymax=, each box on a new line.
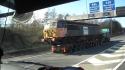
xmin=43 ymin=28 xmax=67 ymax=41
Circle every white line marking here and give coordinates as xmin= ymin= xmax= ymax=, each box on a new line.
xmin=100 ymin=53 xmax=125 ymax=58
xmin=113 ymin=57 xmax=125 ymax=70
xmin=105 ymin=69 xmax=112 ymax=70
xmin=119 ymin=47 xmax=125 ymax=50
xmin=106 ymin=48 xmax=115 ymax=52
xmin=87 ymin=58 xmax=122 ymax=66
xmin=73 ymin=43 xmax=120 ymax=67
xmin=111 ymin=46 xmax=120 ymax=49
xmin=115 ymin=50 xmax=125 ymax=53
xmin=106 ymin=48 xmax=125 ymax=53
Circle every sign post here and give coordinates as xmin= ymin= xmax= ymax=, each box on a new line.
xmin=102 ymin=0 xmax=115 ymax=35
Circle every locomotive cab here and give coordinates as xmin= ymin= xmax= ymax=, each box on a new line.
xmin=42 ymin=20 xmax=67 ymax=43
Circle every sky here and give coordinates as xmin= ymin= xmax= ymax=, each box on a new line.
xmin=49 ymin=0 xmax=125 ymax=27
xmin=48 ymin=0 xmax=125 ymax=15
xmin=0 ymin=0 xmax=125 ymax=27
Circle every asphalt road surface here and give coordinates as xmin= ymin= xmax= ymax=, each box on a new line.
xmin=2 ymin=34 xmax=125 ymax=70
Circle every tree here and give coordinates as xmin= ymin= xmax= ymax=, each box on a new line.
xmin=43 ymin=11 xmax=49 ymax=23
xmin=43 ymin=8 xmax=57 ymax=23
xmin=49 ymin=8 xmax=57 ymax=19
xmin=64 ymin=13 xmax=70 ymax=20
xmin=57 ymin=14 xmax=64 ymax=20
xmin=100 ymin=19 xmax=122 ymax=35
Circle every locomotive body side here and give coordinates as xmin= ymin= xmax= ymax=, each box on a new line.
xmin=42 ymin=20 xmax=110 ymax=53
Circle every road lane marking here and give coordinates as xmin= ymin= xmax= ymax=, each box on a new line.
xmin=106 ymin=49 xmax=115 ymax=51
xmin=105 ymin=68 xmax=113 ymax=70
xmin=73 ymin=43 xmax=120 ymax=67
xmin=114 ymin=50 xmax=125 ymax=53
xmin=100 ymin=53 xmax=125 ymax=58
xmin=106 ymin=48 xmax=125 ymax=53
xmin=87 ymin=58 xmax=122 ymax=66
xmin=113 ymin=57 xmax=125 ymax=70
xmin=111 ymin=47 xmax=120 ymax=49
xmin=73 ymin=43 xmax=125 ymax=70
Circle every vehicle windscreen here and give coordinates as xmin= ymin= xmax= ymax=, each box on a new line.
xmin=1 ymin=0 xmax=125 ymax=70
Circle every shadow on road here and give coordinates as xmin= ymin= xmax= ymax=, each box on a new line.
xmin=2 ymin=40 xmax=125 ymax=58
xmin=67 ymin=40 xmax=124 ymax=56
xmin=2 ymin=44 xmax=50 ymax=59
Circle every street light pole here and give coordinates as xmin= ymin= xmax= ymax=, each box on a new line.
xmin=86 ymin=0 xmax=88 ymax=15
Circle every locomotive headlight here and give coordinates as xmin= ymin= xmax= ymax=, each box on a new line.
xmin=41 ymin=39 xmax=45 ymax=42
xmin=57 ymin=45 xmax=61 ymax=46
xmin=52 ymin=38 xmax=55 ymax=41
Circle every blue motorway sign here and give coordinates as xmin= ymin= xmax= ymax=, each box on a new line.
xmin=103 ymin=0 xmax=115 ymax=12
xmin=89 ymin=2 xmax=100 ymax=13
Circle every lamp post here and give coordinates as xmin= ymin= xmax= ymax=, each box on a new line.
xmin=86 ymin=0 xmax=88 ymax=15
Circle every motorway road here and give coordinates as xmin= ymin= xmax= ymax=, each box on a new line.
xmin=2 ymin=34 xmax=125 ymax=70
